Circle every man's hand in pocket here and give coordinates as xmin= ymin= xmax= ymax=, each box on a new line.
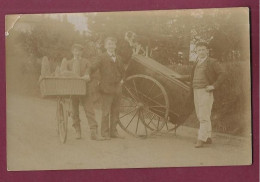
xmin=82 ymin=74 xmax=90 ymax=82
xmin=205 ymin=85 xmax=214 ymax=92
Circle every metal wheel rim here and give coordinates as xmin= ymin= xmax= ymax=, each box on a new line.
xmin=57 ymin=98 xmax=68 ymax=143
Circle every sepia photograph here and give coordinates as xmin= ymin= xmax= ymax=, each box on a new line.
xmin=6 ymin=7 xmax=252 ymax=171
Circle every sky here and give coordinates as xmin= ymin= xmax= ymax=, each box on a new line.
xmin=48 ymin=13 xmax=89 ymax=33
xmin=67 ymin=13 xmax=88 ymax=33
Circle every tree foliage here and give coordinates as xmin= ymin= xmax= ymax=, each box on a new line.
xmin=17 ymin=15 xmax=86 ymax=63
xmin=86 ymin=8 xmax=249 ymax=63
xmin=16 ymin=9 xmax=249 ymax=64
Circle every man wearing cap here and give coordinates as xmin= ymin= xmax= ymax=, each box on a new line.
xmin=179 ymin=41 xmax=226 ymax=148
xmin=90 ymin=37 xmax=126 ymax=139
xmin=60 ymin=43 xmax=102 ymax=140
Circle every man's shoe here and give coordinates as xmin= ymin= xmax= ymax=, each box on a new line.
xmin=103 ymin=136 xmax=111 ymax=140
xmin=90 ymin=131 xmax=106 ymax=141
xmin=101 ymin=132 xmax=111 ymax=140
xmin=195 ymin=140 xmax=204 ymax=148
xmin=90 ymin=130 xmax=97 ymax=140
xmin=75 ymin=129 xmax=81 ymax=139
xmin=74 ymin=125 xmax=81 ymax=139
xmin=91 ymin=136 xmax=106 ymax=141
xmin=111 ymin=133 xmax=125 ymax=139
xmin=100 ymin=135 xmax=111 ymax=140
xmin=205 ymin=138 xmax=212 ymax=144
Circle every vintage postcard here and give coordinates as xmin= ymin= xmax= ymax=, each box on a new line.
xmin=6 ymin=7 xmax=251 ymax=171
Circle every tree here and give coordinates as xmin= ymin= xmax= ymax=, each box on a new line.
xmin=18 ymin=14 xmax=86 ymax=63
xmin=86 ymin=8 xmax=249 ymax=63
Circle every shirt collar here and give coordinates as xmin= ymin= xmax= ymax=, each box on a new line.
xmin=107 ymin=51 xmax=116 ymax=57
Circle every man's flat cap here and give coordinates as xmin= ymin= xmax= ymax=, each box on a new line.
xmin=71 ymin=43 xmax=84 ymax=50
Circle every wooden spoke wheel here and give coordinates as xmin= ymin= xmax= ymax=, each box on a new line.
xmin=56 ymin=97 xmax=68 ymax=143
xmin=119 ymin=74 xmax=169 ymax=137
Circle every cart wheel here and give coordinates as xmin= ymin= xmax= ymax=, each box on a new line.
xmin=119 ymin=74 xmax=169 ymax=137
xmin=56 ymin=97 xmax=68 ymax=143
xmin=162 ymin=119 xmax=181 ymax=133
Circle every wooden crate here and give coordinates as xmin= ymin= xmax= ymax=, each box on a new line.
xmin=39 ymin=77 xmax=87 ymax=96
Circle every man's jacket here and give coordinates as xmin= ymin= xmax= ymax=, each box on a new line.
xmin=190 ymin=57 xmax=226 ymax=90
xmin=90 ymin=52 xmax=125 ymax=94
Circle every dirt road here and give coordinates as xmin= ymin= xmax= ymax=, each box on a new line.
xmin=6 ymin=94 xmax=251 ymax=171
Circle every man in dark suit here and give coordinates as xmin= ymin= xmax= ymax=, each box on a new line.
xmin=60 ymin=44 xmax=102 ymax=141
xmin=90 ymin=37 xmax=126 ymax=139
xmin=179 ymin=41 xmax=226 ymax=148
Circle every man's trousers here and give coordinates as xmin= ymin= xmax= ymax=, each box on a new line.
xmin=193 ymin=88 xmax=214 ymax=142
xmin=100 ymin=87 xmax=122 ymax=137
xmin=71 ymin=95 xmax=98 ymax=131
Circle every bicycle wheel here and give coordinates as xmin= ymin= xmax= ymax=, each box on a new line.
xmin=56 ymin=97 xmax=68 ymax=143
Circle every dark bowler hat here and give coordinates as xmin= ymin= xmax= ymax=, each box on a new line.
xmin=195 ymin=41 xmax=209 ymax=49
xmin=71 ymin=43 xmax=84 ymax=51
